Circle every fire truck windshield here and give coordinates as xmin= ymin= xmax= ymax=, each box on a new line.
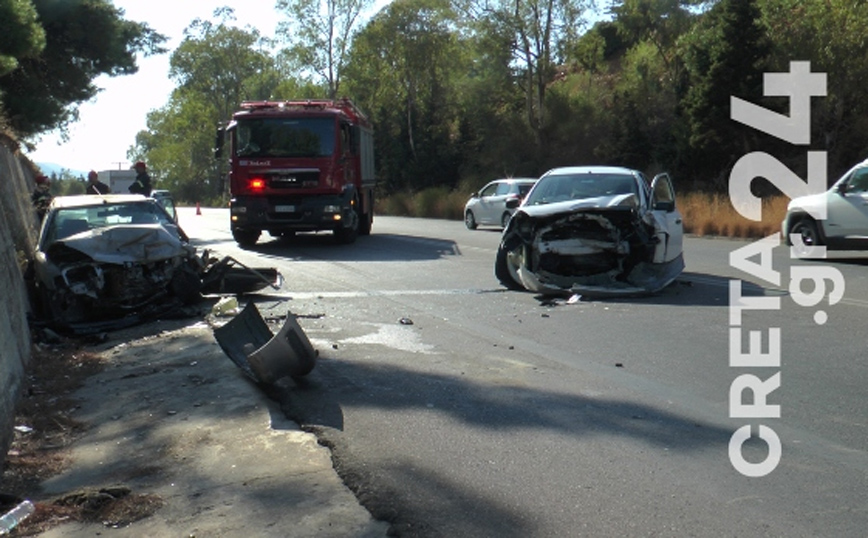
xmin=235 ymin=117 xmax=335 ymax=158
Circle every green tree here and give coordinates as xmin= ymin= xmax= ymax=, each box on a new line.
xmin=481 ymin=0 xmax=593 ymax=152
xmin=0 ymin=0 xmax=165 ymax=138
xmin=276 ymin=0 xmax=374 ymax=99
xmin=166 ymin=8 xmax=278 ymax=197
xmin=0 ymin=0 xmax=45 ymax=77
xmin=170 ymin=8 xmax=275 ymax=125
xmin=759 ymin=0 xmax=868 ymax=175
xmin=344 ymin=0 xmax=467 ymax=192
xmin=131 ymin=94 xmax=219 ymax=204
xmin=610 ymin=0 xmax=700 ymax=68
xmin=597 ymin=41 xmax=680 ymax=170
xmin=270 ymin=49 xmax=330 ymax=99
xmin=449 ymin=8 xmax=537 ymax=178
xmin=679 ymin=0 xmax=772 ymax=187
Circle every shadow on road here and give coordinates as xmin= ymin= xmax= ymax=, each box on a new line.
xmin=276 ymin=356 xmax=736 ymax=537
xmin=244 ymin=233 xmax=461 ymax=262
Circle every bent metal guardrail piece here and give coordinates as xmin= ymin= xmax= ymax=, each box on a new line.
xmin=213 ymin=302 xmax=317 ymax=384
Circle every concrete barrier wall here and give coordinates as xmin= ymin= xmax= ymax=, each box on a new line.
xmin=0 ymin=134 xmax=39 ymax=466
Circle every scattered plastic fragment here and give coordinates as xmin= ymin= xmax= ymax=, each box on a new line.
xmin=213 ymin=302 xmax=317 ymax=383
xmin=211 ymin=296 xmax=239 ymax=317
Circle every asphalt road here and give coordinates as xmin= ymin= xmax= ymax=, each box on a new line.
xmin=179 ymin=207 xmax=868 ymax=537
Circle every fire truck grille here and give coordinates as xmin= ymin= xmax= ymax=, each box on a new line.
xmin=268 ymin=170 xmax=321 ymax=189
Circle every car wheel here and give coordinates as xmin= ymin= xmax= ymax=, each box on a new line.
xmin=790 ymin=217 xmax=823 ymax=247
xmin=465 ymin=210 xmax=477 ymax=230
xmin=501 ymin=212 xmax=512 ymax=228
xmin=233 ymin=228 xmax=261 ymax=247
xmin=495 ymin=243 xmax=526 ymax=291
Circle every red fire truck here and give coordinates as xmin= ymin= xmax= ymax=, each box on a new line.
xmin=215 ymin=99 xmax=375 ymax=246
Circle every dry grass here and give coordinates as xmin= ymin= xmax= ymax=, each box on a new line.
xmin=679 ymin=192 xmax=788 ymax=239
xmin=1 ymin=343 xmax=164 ymax=535
xmin=377 ymin=188 xmax=789 ymax=239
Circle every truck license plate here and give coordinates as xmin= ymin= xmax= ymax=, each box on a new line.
xmin=275 ymin=205 xmax=296 ymax=213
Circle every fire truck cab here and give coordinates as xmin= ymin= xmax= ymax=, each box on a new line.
xmin=216 ymin=99 xmax=375 ymax=246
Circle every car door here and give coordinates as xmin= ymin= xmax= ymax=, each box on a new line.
xmin=649 ymin=173 xmax=684 ymax=263
xmin=476 ymin=181 xmax=501 ymax=225
xmin=825 ymin=166 xmax=868 ymax=239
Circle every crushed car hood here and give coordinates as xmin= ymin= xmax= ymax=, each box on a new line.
xmin=518 ymin=193 xmax=638 ymax=219
xmin=47 ymin=224 xmax=195 ymax=264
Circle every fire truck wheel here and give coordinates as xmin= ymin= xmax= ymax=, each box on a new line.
xmin=233 ymin=228 xmax=261 ymax=247
xmin=359 ymin=210 xmax=372 ymax=235
xmin=334 ymin=205 xmax=360 ymax=244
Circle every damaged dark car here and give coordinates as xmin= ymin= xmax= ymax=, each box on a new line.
xmin=495 ymin=166 xmax=685 ymax=296
xmin=28 ymin=195 xmax=282 ymax=333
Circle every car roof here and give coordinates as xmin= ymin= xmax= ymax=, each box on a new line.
xmin=49 ymin=194 xmax=151 ymax=209
xmin=542 ymin=166 xmax=639 ymax=177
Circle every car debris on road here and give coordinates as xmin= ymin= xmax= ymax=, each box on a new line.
xmin=213 ymin=302 xmax=318 ymax=383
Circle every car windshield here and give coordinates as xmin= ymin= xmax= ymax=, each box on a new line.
xmin=234 ymin=117 xmax=335 ymax=158
xmin=524 ymin=173 xmax=637 ymax=206
xmin=45 ymin=202 xmax=175 ymax=245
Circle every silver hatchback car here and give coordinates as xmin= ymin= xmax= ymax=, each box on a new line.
xmin=464 ymin=178 xmax=537 ymax=229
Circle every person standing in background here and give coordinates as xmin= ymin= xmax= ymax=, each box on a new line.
xmin=86 ymin=170 xmax=110 ymax=194
xmin=129 ymin=161 xmax=152 ymax=197
xmin=31 ymin=174 xmax=53 ymax=222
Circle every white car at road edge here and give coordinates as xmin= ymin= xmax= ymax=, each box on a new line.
xmin=783 ymin=158 xmax=868 ymax=249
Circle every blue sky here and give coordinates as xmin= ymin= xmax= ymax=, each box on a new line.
xmin=26 ymin=0 xmax=285 ymax=173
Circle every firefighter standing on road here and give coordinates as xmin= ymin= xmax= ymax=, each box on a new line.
xmin=129 ymin=161 xmax=152 ymax=197
xmin=31 ymin=174 xmax=53 ymax=222
xmin=87 ymin=170 xmax=110 ymax=195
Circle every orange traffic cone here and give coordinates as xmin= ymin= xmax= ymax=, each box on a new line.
xmin=196 ymin=202 xmax=201 ymax=215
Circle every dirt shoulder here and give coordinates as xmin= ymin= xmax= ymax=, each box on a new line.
xmin=2 ymin=316 xmax=386 ymax=537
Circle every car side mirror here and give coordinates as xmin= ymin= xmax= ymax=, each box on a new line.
xmin=506 ymin=198 xmax=520 ymax=209
xmin=835 ymin=183 xmax=848 ymax=195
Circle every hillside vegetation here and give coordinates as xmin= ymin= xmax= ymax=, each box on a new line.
xmin=3 ymin=1 xmax=865 ymax=214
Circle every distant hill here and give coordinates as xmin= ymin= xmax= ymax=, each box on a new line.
xmin=36 ymin=162 xmax=87 ymax=179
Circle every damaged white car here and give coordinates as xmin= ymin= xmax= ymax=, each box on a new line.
xmin=29 ymin=195 xmax=281 ymax=333
xmin=495 ymin=166 xmax=685 ymax=296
